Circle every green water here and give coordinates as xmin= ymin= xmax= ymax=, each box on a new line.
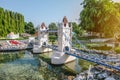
xmin=0 ymin=50 xmax=81 ymax=80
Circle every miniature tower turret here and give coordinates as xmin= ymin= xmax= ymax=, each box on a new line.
xmin=58 ymin=16 xmax=72 ymax=52
xmin=33 ymin=23 xmax=52 ymax=53
xmin=38 ymin=22 xmax=48 ymax=47
xmin=51 ymin=16 xmax=76 ymax=64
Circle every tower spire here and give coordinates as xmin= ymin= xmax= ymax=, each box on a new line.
xmin=62 ymin=16 xmax=68 ymax=27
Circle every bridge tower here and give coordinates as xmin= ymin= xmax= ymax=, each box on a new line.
xmin=33 ymin=22 xmax=52 ymax=53
xmin=51 ymin=16 xmax=76 ymax=64
xmin=38 ymin=22 xmax=48 ymax=46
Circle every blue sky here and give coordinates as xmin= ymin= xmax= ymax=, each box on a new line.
xmin=0 ymin=0 xmax=83 ymax=27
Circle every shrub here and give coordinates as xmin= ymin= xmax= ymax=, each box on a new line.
xmin=79 ymin=59 xmax=94 ymax=72
xmin=114 ymin=47 xmax=120 ymax=54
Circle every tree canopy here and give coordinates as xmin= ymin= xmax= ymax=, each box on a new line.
xmin=80 ymin=0 xmax=120 ymax=37
xmin=48 ymin=22 xmax=57 ymax=30
xmin=24 ymin=22 xmax=35 ymax=34
xmin=48 ymin=22 xmax=57 ymax=44
xmin=72 ymin=22 xmax=84 ymax=37
xmin=0 ymin=7 xmax=24 ymax=37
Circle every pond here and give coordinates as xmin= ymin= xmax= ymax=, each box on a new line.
xmin=0 ymin=50 xmax=82 ymax=80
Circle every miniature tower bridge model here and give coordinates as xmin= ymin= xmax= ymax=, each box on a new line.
xmin=51 ymin=16 xmax=76 ymax=64
xmin=33 ymin=17 xmax=120 ymax=71
xmin=33 ymin=23 xmax=52 ymax=53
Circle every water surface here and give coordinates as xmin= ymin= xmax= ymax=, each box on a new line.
xmin=0 ymin=50 xmax=81 ymax=80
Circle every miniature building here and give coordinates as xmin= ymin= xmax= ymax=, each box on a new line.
xmin=38 ymin=22 xmax=48 ymax=47
xmin=7 ymin=32 xmax=19 ymax=39
xmin=33 ymin=22 xmax=52 ymax=53
xmin=58 ymin=16 xmax=72 ymax=52
xmin=51 ymin=16 xmax=75 ymax=64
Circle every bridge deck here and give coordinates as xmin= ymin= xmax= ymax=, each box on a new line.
xmin=43 ymin=44 xmax=120 ymax=71
xmin=65 ymin=52 xmax=120 ymax=71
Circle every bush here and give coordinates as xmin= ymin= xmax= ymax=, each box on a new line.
xmin=114 ymin=47 xmax=120 ymax=54
xmin=49 ymin=35 xmax=57 ymax=44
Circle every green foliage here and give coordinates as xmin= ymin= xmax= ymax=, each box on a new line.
xmin=49 ymin=35 xmax=57 ymax=44
xmin=80 ymin=0 xmax=120 ymax=37
xmin=0 ymin=7 xmax=25 ymax=37
xmin=48 ymin=22 xmax=58 ymax=43
xmin=79 ymin=59 xmax=94 ymax=72
xmin=114 ymin=47 xmax=120 ymax=54
xmin=24 ymin=22 xmax=35 ymax=34
xmin=0 ymin=52 xmax=24 ymax=63
xmin=72 ymin=22 xmax=85 ymax=37
xmin=48 ymin=22 xmax=57 ymax=30
xmin=0 ymin=37 xmax=27 ymax=40
xmin=48 ymin=22 xmax=57 ymax=35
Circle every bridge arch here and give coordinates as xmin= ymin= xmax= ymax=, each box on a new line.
xmin=64 ymin=46 xmax=70 ymax=52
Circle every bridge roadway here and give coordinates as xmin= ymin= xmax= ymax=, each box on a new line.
xmin=65 ymin=52 xmax=120 ymax=71
xmin=40 ymin=30 xmax=57 ymax=33
xmin=43 ymin=44 xmax=120 ymax=71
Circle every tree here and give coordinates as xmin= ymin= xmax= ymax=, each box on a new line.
xmin=48 ymin=22 xmax=57 ymax=30
xmin=24 ymin=22 xmax=35 ymax=34
xmin=72 ymin=22 xmax=84 ymax=37
xmin=0 ymin=8 xmax=4 ymax=36
xmin=48 ymin=22 xmax=58 ymax=44
xmin=0 ymin=7 xmax=25 ymax=37
xmin=80 ymin=0 xmax=120 ymax=37
xmin=49 ymin=22 xmax=57 ymax=35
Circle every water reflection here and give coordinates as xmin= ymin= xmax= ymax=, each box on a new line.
xmin=0 ymin=51 xmax=43 ymax=80
xmin=0 ymin=51 xmax=81 ymax=80
xmin=64 ymin=58 xmax=81 ymax=73
xmin=0 ymin=51 xmax=24 ymax=63
xmin=37 ymin=52 xmax=81 ymax=76
xmin=39 ymin=52 xmax=81 ymax=73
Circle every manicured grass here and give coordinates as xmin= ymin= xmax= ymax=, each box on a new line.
xmin=74 ymin=42 xmax=112 ymax=51
xmin=85 ymin=43 xmax=112 ymax=51
xmin=78 ymin=36 xmax=98 ymax=40
xmin=88 ymin=45 xmax=112 ymax=51
xmin=0 ymin=37 xmax=28 ymax=40
xmin=86 ymin=43 xmax=105 ymax=47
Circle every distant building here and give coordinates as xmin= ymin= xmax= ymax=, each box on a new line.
xmin=20 ymin=33 xmax=31 ymax=37
xmin=29 ymin=37 xmax=35 ymax=43
xmin=7 ymin=32 xmax=19 ymax=39
xmin=83 ymin=32 xmax=104 ymax=37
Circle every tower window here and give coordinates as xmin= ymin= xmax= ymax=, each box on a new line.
xmin=64 ymin=46 xmax=69 ymax=51
xmin=43 ymin=42 xmax=46 ymax=46
xmin=64 ymin=24 xmax=66 ymax=27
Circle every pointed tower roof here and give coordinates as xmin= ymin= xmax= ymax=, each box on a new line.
xmin=41 ymin=22 xmax=46 ymax=29
xmin=62 ymin=16 xmax=68 ymax=24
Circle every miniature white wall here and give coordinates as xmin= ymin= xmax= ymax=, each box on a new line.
xmin=58 ymin=22 xmax=72 ymax=52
